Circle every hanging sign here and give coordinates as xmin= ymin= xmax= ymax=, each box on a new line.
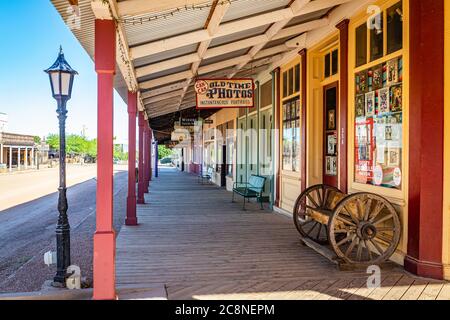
xmin=180 ymin=118 xmax=197 ymax=126
xmin=195 ymin=78 xmax=255 ymax=109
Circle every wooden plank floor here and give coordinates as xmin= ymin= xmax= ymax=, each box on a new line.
xmin=116 ymin=168 xmax=449 ymax=300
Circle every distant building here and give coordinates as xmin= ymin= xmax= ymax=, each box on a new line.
xmin=0 ymin=132 xmax=37 ymax=172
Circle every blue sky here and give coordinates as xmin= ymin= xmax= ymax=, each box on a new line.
xmin=0 ymin=0 xmax=128 ymax=142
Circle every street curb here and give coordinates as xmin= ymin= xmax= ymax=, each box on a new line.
xmin=0 ymin=285 xmax=168 ymax=300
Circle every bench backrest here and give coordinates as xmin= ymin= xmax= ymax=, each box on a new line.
xmin=248 ymin=175 xmax=266 ymax=193
xmin=207 ymin=167 xmax=213 ymax=175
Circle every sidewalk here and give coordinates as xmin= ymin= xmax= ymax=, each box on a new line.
xmin=115 ymin=168 xmax=450 ymax=300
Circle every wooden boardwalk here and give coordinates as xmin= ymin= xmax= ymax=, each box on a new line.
xmin=116 ymin=168 xmax=449 ymax=300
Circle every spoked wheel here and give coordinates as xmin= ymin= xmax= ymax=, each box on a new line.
xmin=328 ymin=193 xmax=401 ymax=266
xmin=293 ymin=184 xmax=342 ymax=245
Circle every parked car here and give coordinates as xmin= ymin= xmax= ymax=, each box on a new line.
xmin=48 ymin=149 xmax=59 ymax=159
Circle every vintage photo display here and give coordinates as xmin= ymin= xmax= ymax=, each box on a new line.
xmin=354 ymin=56 xmax=403 ymax=189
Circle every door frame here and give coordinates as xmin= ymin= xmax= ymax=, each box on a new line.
xmin=322 ymin=81 xmax=339 ymax=188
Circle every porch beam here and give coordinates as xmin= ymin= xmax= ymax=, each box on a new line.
xmin=91 ymin=0 xmax=144 ymax=111
xmin=179 ymin=0 xmax=231 ymax=116
xmin=144 ymin=90 xmax=184 ymax=104
xmin=130 ymin=0 xmax=353 ymax=59
xmin=135 ymin=18 xmax=327 ymax=79
xmin=117 ymin=0 xmax=208 ymax=17
xmin=140 ymin=71 xmax=194 ymax=90
xmin=229 ymin=0 xmax=312 ymax=78
xmin=141 ymin=81 xmax=189 ymax=100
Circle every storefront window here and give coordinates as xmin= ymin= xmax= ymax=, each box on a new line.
xmin=370 ymin=13 xmax=384 ymax=61
xmin=387 ymin=2 xmax=403 ymax=54
xmin=324 ymin=49 xmax=339 ymax=79
xmin=354 ymin=1 xmax=403 ymax=190
xmin=355 ymin=23 xmax=367 ymax=67
xmin=282 ymin=98 xmax=301 ymax=172
xmin=354 ymin=56 xmax=403 ymax=189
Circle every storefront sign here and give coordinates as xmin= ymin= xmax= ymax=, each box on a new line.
xmin=204 ymin=119 xmax=214 ymax=124
xmin=180 ymin=118 xmax=197 ymax=126
xmin=195 ymin=78 xmax=254 ymax=109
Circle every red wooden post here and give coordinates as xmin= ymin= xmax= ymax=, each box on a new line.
xmin=336 ymin=19 xmax=349 ymax=194
xmin=149 ymin=128 xmax=153 ymax=182
xmin=126 ymin=92 xmax=138 ymax=226
xmin=93 ymin=19 xmax=116 ymax=300
xmin=137 ymin=112 xmax=145 ymax=204
xmin=405 ymin=0 xmax=444 ymax=279
xmin=143 ymin=124 xmax=149 ymax=193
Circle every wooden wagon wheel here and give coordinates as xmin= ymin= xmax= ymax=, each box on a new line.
xmin=293 ymin=184 xmax=342 ymax=245
xmin=328 ymin=193 xmax=401 ymax=266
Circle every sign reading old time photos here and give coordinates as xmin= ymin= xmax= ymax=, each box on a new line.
xmin=195 ymin=78 xmax=254 ymax=109
xmin=354 ymin=56 xmax=403 ymax=189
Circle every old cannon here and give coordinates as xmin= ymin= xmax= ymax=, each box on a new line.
xmin=293 ymin=184 xmax=401 ymax=266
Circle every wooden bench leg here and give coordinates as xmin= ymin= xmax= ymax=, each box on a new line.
xmin=259 ymin=197 xmax=264 ymax=210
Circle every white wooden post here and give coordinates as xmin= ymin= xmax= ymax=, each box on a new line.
xmin=9 ymin=147 xmax=12 ymax=172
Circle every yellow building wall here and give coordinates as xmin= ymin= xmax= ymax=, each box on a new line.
xmin=443 ymin=0 xmax=450 ymax=280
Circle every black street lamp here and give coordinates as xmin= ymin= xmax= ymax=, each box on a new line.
xmin=44 ymin=47 xmax=78 ymax=287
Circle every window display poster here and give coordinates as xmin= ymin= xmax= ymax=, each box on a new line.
xmin=378 ymin=87 xmax=390 ymax=114
xmin=326 ymin=156 xmax=337 ymax=176
xmin=390 ymin=84 xmax=402 ymax=112
xmin=365 ymin=91 xmax=375 ymax=117
xmin=371 ymin=64 xmax=383 ymax=90
xmin=355 ymin=94 xmax=365 ymax=117
xmin=327 ymin=132 xmax=337 ymax=156
xmin=387 ymin=58 xmax=399 ymax=85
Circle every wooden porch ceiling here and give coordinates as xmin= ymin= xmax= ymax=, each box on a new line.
xmin=52 ymin=0 xmax=373 ymax=122
xmin=91 ymin=0 xmax=359 ymax=119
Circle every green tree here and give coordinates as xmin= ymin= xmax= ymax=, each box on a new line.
xmin=86 ymin=139 xmax=97 ymax=157
xmin=34 ymin=136 xmax=42 ymax=144
xmin=158 ymin=145 xmax=173 ymax=160
xmin=46 ymin=134 xmax=60 ymax=150
xmin=66 ymin=134 xmax=88 ymax=154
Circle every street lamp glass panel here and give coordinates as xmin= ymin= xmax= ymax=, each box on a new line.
xmin=61 ymin=72 xmax=72 ymax=96
xmin=50 ymin=72 xmax=61 ymax=96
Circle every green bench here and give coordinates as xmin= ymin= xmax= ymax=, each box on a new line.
xmin=232 ymin=175 xmax=266 ymax=210
xmin=198 ymin=166 xmax=213 ymax=184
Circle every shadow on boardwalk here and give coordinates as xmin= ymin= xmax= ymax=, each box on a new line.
xmin=116 ymin=167 xmax=449 ymax=300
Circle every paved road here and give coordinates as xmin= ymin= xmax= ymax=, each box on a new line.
xmin=0 ymin=164 xmax=128 ymax=293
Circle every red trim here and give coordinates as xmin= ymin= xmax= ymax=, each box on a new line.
xmin=126 ymin=91 xmax=138 ymax=226
xmin=195 ymin=78 xmax=255 ymax=109
xmin=406 ymin=0 xmax=444 ymax=280
xmin=274 ymin=68 xmax=281 ymax=207
xmin=336 ymin=19 xmax=349 ymax=193
xmin=299 ymin=49 xmax=307 ymax=193
xmin=93 ymin=19 xmax=116 ymax=300
xmin=149 ymin=129 xmax=153 ymax=181
xmin=143 ymin=125 xmax=149 ymax=194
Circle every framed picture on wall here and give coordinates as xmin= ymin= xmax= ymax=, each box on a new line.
xmin=356 ymin=70 xmax=368 ymax=94
xmin=372 ymin=64 xmax=383 ymax=90
xmin=327 ymin=132 xmax=337 ymax=155
xmin=378 ymin=87 xmax=390 ymax=114
xmin=355 ymin=94 xmax=365 ymax=117
xmin=387 ymin=147 xmax=400 ymax=167
xmin=325 ymin=156 xmax=337 ymax=176
xmin=390 ymin=84 xmax=403 ymax=112
xmin=365 ymin=91 xmax=375 ymax=117
xmin=327 ymin=109 xmax=336 ymax=130
xmin=387 ymin=58 xmax=399 ymax=85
